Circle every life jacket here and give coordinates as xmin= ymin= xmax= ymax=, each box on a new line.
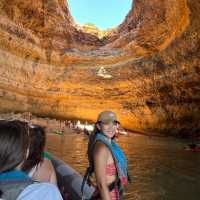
xmin=81 ymin=132 xmax=131 ymax=199
xmin=0 ymin=170 xmax=35 ymax=200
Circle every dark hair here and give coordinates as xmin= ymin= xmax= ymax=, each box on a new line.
xmin=21 ymin=125 xmax=46 ymax=173
xmin=0 ymin=120 xmax=29 ymax=173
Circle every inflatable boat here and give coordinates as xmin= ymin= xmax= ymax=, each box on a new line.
xmin=51 ymin=156 xmax=95 ymax=200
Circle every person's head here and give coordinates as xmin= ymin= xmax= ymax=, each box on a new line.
xmin=95 ymin=111 xmax=119 ymax=139
xmin=21 ymin=124 xmax=46 ymax=173
xmin=0 ymin=120 xmax=29 ymax=173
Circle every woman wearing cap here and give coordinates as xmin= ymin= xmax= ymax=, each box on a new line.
xmin=85 ymin=111 xmax=130 ymax=200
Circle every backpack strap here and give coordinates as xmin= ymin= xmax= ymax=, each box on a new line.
xmin=81 ymin=166 xmax=93 ymax=199
xmin=81 ymin=134 xmax=97 ymax=200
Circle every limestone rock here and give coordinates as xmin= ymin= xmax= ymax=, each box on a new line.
xmin=0 ymin=0 xmax=199 ymax=136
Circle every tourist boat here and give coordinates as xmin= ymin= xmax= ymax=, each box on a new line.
xmin=184 ymin=144 xmax=200 ymax=152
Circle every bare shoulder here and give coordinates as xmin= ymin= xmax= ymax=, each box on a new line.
xmin=93 ymin=141 xmax=109 ymax=159
xmin=32 ymin=158 xmax=57 ymax=184
xmin=39 ymin=158 xmax=54 ymax=170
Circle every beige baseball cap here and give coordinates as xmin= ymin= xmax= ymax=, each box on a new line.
xmin=97 ymin=111 xmax=119 ymax=123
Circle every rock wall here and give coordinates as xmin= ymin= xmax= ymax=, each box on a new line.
xmin=0 ymin=0 xmax=199 ymax=136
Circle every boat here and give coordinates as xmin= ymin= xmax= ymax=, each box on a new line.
xmin=184 ymin=144 xmax=200 ymax=152
xmin=51 ymin=156 xmax=95 ymax=200
xmin=184 ymin=147 xmax=200 ymax=152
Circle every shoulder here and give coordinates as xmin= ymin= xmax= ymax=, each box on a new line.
xmin=34 ymin=158 xmax=54 ymax=175
xmin=93 ymin=141 xmax=110 ymax=159
xmin=40 ymin=158 xmax=54 ymax=170
xmin=17 ymin=183 xmax=62 ymax=200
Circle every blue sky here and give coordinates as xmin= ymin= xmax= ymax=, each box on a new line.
xmin=67 ymin=0 xmax=133 ymax=30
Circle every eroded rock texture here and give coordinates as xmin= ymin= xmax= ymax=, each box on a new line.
xmin=0 ymin=0 xmax=199 ymax=136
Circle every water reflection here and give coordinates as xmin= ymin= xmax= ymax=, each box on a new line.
xmin=46 ymin=134 xmax=200 ymax=200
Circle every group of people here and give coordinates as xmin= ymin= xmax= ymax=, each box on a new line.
xmin=0 ymin=110 xmax=130 ymax=200
xmin=65 ymin=120 xmax=93 ymax=134
xmin=0 ymin=120 xmax=62 ymax=200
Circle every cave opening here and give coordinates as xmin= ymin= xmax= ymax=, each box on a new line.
xmin=67 ymin=0 xmax=133 ymax=31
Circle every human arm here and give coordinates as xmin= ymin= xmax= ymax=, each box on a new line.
xmin=93 ymin=142 xmax=111 ymax=200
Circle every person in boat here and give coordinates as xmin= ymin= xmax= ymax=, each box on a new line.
xmin=83 ymin=127 xmax=90 ymax=136
xmin=0 ymin=120 xmax=63 ymax=200
xmin=21 ymin=124 xmax=57 ymax=185
xmin=189 ymin=143 xmax=197 ymax=149
xmin=185 ymin=143 xmax=200 ymax=151
xmin=82 ymin=111 xmax=130 ymax=200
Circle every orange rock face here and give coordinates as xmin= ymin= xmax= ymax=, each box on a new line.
xmin=0 ymin=0 xmax=199 ymax=136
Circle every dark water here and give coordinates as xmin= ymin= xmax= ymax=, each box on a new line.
xmin=46 ymin=133 xmax=200 ymax=200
